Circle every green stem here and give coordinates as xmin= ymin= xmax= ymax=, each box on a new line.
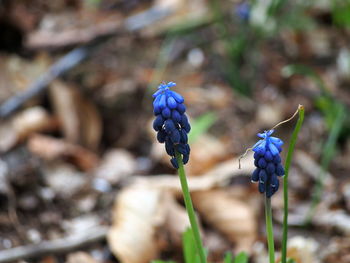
xmin=281 ymin=105 xmax=304 ymax=263
xmin=265 ymin=196 xmax=275 ymax=263
xmin=175 ymin=151 xmax=206 ymax=263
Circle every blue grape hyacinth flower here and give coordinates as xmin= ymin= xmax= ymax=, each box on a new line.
xmin=251 ymin=130 xmax=285 ymax=198
xmin=236 ymin=2 xmax=250 ymax=22
xmin=152 ymin=82 xmax=191 ymax=169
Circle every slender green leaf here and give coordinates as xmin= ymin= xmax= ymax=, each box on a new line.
xmin=281 ymin=105 xmax=305 ymax=263
xmin=188 ymin=112 xmax=217 ymax=143
xmin=223 ymin=252 xmax=233 ymax=263
xmin=234 ymin=252 xmax=249 ymax=263
xmin=182 ymin=227 xmax=201 ymax=263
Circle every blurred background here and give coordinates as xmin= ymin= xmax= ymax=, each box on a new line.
xmin=0 ymin=0 xmax=350 ymax=262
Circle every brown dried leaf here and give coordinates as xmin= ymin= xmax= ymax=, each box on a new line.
xmin=108 ymin=185 xmax=166 ymax=263
xmin=164 ymin=193 xmax=191 ymax=247
xmin=0 ymin=106 xmax=57 ymax=152
xmin=149 ymin=122 xmax=229 ymax=174
xmin=50 ymin=81 xmax=102 ymax=150
xmin=12 ymin=106 xmax=57 ymax=139
xmin=192 ymin=189 xmax=257 ymax=252
xmin=323 ymin=238 xmax=350 ymax=263
xmin=28 ymin=134 xmax=99 ymax=171
xmin=187 ymin=134 xmax=229 ymax=175
xmin=135 ymin=152 xmax=254 ymax=193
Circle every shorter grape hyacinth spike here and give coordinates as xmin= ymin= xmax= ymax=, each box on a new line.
xmin=251 ymin=130 xmax=285 ymax=198
xmin=152 ymin=82 xmax=191 ymax=169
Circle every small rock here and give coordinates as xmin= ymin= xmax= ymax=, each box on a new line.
xmin=92 ymin=178 xmax=112 ymax=193
xmin=94 ymin=149 xmax=136 ymax=185
xmin=43 ymin=162 xmax=87 ymax=198
xmin=27 ymin=228 xmax=42 ymax=244
xmin=62 ymin=215 xmax=100 ymax=236
xmin=18 ymin=194 xmax=39 ymax=210
xmin=187 ymin=48 xmax=204 ymax=68
xmin=75 ymin=195 xmax=97 ymax=212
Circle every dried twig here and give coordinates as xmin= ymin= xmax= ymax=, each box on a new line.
xmin=0 ymin=47 xmax=88 ymax=118
xmin=0 ymin=6 xmax=172 ymax=119
xmin=0 ymin=226 xmax=108 ymax=263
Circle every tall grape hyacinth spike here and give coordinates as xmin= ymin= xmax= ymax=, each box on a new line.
xmin=152 ymin=82 xmax=191 ymax=169
xmin=251 ymin=130 xmax=285 ymax=197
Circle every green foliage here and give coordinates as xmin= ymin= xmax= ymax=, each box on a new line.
xmin=223 ymin=251 xmax=248 ymax=263
xmin=183 ymin=228 xmax=201 ymax=263
xmin=234 ymin=252 xmax=249 ymax=263
xmin=281 ymin=105 xmax=304 ymax=263
xmin=332 ymin=0 xmax=350 ymax=27
xmin=224 ymin=252 xmax=234 ymax=263
xmin=268 ymin=0 xmax=288 ymax=17
xmin=314 ymin=96 xmax=342 ymax=129
xmin=286 ymin=258 xmax=296 ymax=263
xmin=282 ymin=65 xmax=348 ymax=224
xmin=188 ymin=112 xmax=217 ymax=143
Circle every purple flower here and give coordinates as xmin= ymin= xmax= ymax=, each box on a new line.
xmin=152 ymin=82 xmax=191 ymax=169
xmin=251 ymin=130 xmax=284 ymax=197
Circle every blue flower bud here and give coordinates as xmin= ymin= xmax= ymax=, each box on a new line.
xmin=152 ymin=82 xmax=191 ymax=169
xmin=266 ymin=185 xmax=273 ymax=198
xmin=172 ymin=110 xmax=182 ymax=123
xmin=183 ymin=122 xmax=191 ymax=133
xmin=182 ymin=154 xmax=189 ymax=164
xmin=169 ymin=90 xmax=184 ymax=103
xmin=167 ymin=97 xmax=178 ymax=109
xmin=170 ymin=130 xmax=180 ymax=144
xmin=264 ymin=151 xmax=273 ymax=162
xmin=266 ymin=162 xmax=276 ymax=174
xmin=251 ymin=168 xmax=260 ymax=182
xmin=153 ymin=107 xmax=161 ymax=115
xmin=258 ymin=182 xmax=265 ymax=193
xmin=180 ymin=129 xmax=188 ymax=144
xmin=158 ymin=95 xmax=167 ymax=109
xmin=157 ymin=130 xmax=166 ymax=143
xmin=276 ymin=164 xmax=285 ymax=176
xmin=153 ymin=115 xmax=164 ymax=131
xmin=170 ymin=157 xmax=179 ymax=169
xmin=164 ymin=119 xmax=176 ymax=133
xmin=165 ymin=140 xmax=175 ymax=156
xmin=259 ymin=169 xmax=267 ymax=184
xmin=162 ymin=107 xmax=171 ymax=118
xmin=258 ymin=158 xmax=267 ymax=168
xmin=176 ymin=144 xmax=188 ymax=155
xmin=180 ymin=115 xmax=189 ymax=126
xmin=252 ymin=130 xmax=284 ymax=197
xmin=177 ymin=103 xmax=186 ymax=114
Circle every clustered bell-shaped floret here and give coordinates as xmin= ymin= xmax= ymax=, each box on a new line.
xmin=251 ymin=130 xmax=284 ymax=198
xmin=152 ymin=82 xmax=191 ymax=169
